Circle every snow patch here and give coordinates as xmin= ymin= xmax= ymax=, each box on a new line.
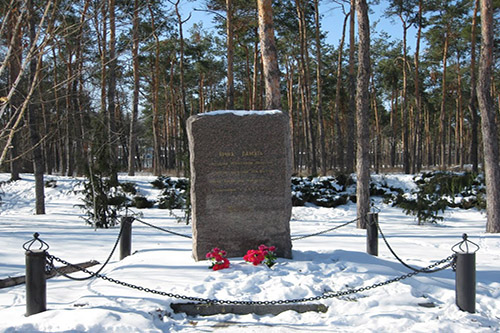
xmin=196 ymin=110 xmax=282 ymax=116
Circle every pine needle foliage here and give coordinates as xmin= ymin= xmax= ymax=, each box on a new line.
xmin=390 ymin=171 xmax=485 ymax=224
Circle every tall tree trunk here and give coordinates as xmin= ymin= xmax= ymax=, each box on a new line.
xmin=52 ymin=46 xmax=64 ymax=174
xmin=226 ymin=0 xmax=234 ymax=109
xmin=39 ymin=84 xmax=52 ymax=175
xmin=478 ymin=0 xmax=500 ymax=233
xmin=107 ymin=0 xmax=118 ymax=183
xmin=355 ymin=0 xmax=370 ymax=229
xmin=199 ymin=73 xmax=205 ymax=113
xmin=346 ymin=0 xmax=356 ymax=173
xmin=401 ymin=18 xmax=410 ymax=174
xmin=128 ymin=0 xmax=140 ymax=176
xmin=285 ymin=56 xmax=296 ymax=171
xmin=251 ymin=33 xmax=259 ymax=110
xmin=439 ymin=26 xmax=449 ymax=168
xmin=64 ymin=23 xmax=75 ymax=177
xmin=73 ymin=0 xmax=90 ymax=176
xmin=390 ymin=89 xmax=398 ymax=167
xmin=172 ymin=0 xmax=189 ymax=174
xmin=295 ymin=0 xmax=317 ymax=175
xmin=334 ymin=13 xmax=350 ymax=171
xmin=413 ymin=0 xmax=423 ymax=172
xmin=257 ymin=0 xmax=281 ymax=110
xmin=456 ymin=56 xmax=464 ymax=167
xmin=65 ymin=56 xmax=74 ymax=176
xmin=148 ymin=2 xmax=161 ymax=176
xmin=240 ymin=42 xmax=251 ymax=110
xmin=6 ymin=4 xmax=23 ymax=181
xmin=27 ymin=0 xmax=46 ymax=214
xmin=314 ymin=0 xmax=326 ymax=175
xmin=99 ymin=0 xmax=107 ymax=132
xmin=371 ymin=72 xmax=380 ymax=173
xmin=469 ymin=0 xmax=479 ymax=173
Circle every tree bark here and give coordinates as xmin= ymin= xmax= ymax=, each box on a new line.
xmin=456 ymin=55 xmax=464 ymax=167
xmin=64 ymin=36 xmax=75 ymax=176
xmin=27 ymin=0 xmax=51 ymax=214
xmin=285 ymin=56 xmax=296 ymax=171
xmin=371 ymin=72 xmax=380 ymax=174
xmin=172 ymin=0 xmax=190 ymax=174
xmin=107 ymin=0 xmax=118 ymax=183
xmin=413 ymin=0 xmax=423 ymax=172
xmin=73 ymin=1 xmax=90 ymax=177
xmin=334 ymin=13 xmax=350 ymax=172
xmin=148 ymin=2 xmax=161 ymax=176
xmin=314 ymin=0 xmax=326 ymax=175
xmin=355 ymin=0 xmax=371 ymax=229
xmin=6 ymin=4 xmax=23 ymax=181
xmin=226 ymin=0 xmax=235 ymax=109
xmin=257 ymin=0 xmax=281 ymax=110
xmin=345 ymin=0 xmax=356 ymax=173
xmin=295 ymin=0 xmax=316 ymax=175
xmin=478 ymin=0 xmax=500 ymax=233
xmin=251 ymin=32 xmax=259 ymax=110
xmin=128 ymin=0 xmax=140 ymax=176
xmin=401 ymin=16 xmax=410 ymax=174
xmin=439 ymin=26 xmax=449 ymax=168
xmin=469 ymin=0 xmax=479 ymax=173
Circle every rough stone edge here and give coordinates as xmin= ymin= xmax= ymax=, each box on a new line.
xmin=170 ymin=302 xmax=328 ymax=316
xmin=186 ymin=111 xmax=293 ymax=261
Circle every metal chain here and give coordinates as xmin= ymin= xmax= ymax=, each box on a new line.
xmin=291 ymin=218 xmax=358 ymax=241
xmin=46 ymin=224 xmax=124 ymax=281
xmin=133 ymin=213 xmax=359 ymax=242
xmin=46 ymin=251 xmax=454 ymax=305
xmin=42 ymin=207 xmax=457 ymax=304
xmin=134 ymin=218 xmax=192 ymax=239
xmin=376 ymin=218 xmax=457 ymax=274
xmin=47 ymin=253 xmax=207 ymax=303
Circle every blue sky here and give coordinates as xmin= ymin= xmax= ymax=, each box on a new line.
xmin=177 ymin=1 xmax=418 ymax=51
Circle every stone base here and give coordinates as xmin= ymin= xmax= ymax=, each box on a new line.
xmin=170 ymin=302 xmax=328 ymax=316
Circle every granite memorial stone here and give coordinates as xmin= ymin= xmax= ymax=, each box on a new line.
xmin=187 ymin=110 xmax=292 ymax=261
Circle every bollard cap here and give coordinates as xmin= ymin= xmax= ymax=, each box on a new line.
xmin=23 ymin=233 xmax=50 ymax=252
xmin=451 ymin=233 xmax=479 ymax=254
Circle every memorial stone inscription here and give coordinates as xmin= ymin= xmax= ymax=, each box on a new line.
xmin=187 ymin=110 xmax=293 ymax=261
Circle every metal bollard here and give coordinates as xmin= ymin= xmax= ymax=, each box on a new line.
xmin=120 ymin=216 xmax=134 ymax=260
xmin=366 ymin=213 xmax=378 ymax=256
xmin=452 ymin=234 xmax=479 ymax=314
xmin=23 ymin=233 xmax=49 ymax=316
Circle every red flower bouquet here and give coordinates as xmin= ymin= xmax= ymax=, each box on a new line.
xmin=206 ymin=247 xmax=230 ymax=271
xmin=243 ymin=244 xmax=277 ymax=268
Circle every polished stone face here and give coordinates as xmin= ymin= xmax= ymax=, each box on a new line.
xmin=187 ymin=111 xmax=292 ymax=261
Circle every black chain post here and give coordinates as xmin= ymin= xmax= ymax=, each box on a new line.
xmin=452 ymin=234 xmax=479 ymax=313
xmin=120 ymin=217 xmax=134 ymax=260
xmin=23 ymin=233 xmax=49 ymax=316
xmin=366 ymin=213 xmax=378 ymax=256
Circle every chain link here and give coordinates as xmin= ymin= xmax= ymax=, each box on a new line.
xmin=133 ymin=211 xmax=359 ymax=242
xmin=291 ymin=218 xmax=358 ymax=241
xmin=42 ymin=208 xmax=458 ymax=305
xmin=46 ymin=251 xmax=455 ymax=305
xmin=134 ymin=218 xmax=192 ymax=239
xmin=375 ymin=218 xmax=457 ymax=274
xmin=135 ymin=216 xmax=356 ymax=242
xmin=45 ymin=223 xmax=124 ymax=281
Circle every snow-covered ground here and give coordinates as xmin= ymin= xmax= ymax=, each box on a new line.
xmin=0 ymin=173 xmax=498 ymax=332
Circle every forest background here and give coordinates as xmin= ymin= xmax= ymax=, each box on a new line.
xmin=0 ymin=0 xmax=499 ymax=222
xmin=1 ymin=0 xmax=499 ymax=177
